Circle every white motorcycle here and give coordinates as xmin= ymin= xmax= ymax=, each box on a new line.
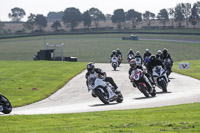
xmin=87 ymin=74 xmax=123 ymax=104
xmin=135 ymin=57 xmax=142 ymax=66
xmin=111 ymin=57 xmax=119 ymax=71
xmin=127 ymin=54 xmax=135 ymax=63
xmin=152 ymin=65 xmax=168 ymax=92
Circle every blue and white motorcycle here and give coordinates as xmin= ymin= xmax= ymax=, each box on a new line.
xmin=152 ymin=65 xmax=168 ymax=92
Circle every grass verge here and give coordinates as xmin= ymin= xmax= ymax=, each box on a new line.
xmin=172 ymin=60 xmax=200 ymax=80
xmin=0 ymin=103 xmax=200 ymax=133
xmin=0 ymin=61 xmax=87 ymax=107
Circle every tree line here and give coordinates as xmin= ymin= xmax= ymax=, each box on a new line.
xmin=0 ymin=1 xmax=200 ymax=33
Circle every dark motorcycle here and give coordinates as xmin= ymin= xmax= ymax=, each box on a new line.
xmin=163 ymin=58 xmax=172 ymax=77
xmin=0 ymin=94 xmax=12 ymax=114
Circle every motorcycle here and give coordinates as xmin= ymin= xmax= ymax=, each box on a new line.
xmin=110 ymin=57 xmax=119 ymax=71
xmin=87 ymin=74 xmax=123 ymax=104
xmin=118 ymin=55 xmax=123 ymax=66
xmin=130 ymin=69 xmax=156 ymax=97
xmin=163 ymin=58 xmax=172 ymax=77
xmin=135 ymin=57 xmax=142 ymax=66
xmin=0 ymin=94 xmax=12 ymax=114
xmin=127 ymin=54 xmax=135 ymax=63
xmin=152 ymin=65 xmax=168 ymax=92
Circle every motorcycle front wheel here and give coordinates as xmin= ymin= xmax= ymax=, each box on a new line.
xmin=1 ymin=95 xmax=12 ymax=114
xmin=94 ymin=89 xmax=109 ymax=104
xmin=139 ymin=84 xmax=150 ymax=97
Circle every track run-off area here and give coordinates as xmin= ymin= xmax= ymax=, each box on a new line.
xmin=12 ymin=63 xmax=200 ymax=115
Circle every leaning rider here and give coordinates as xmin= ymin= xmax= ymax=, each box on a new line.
xmin=128 ymin=59 xmax=155 ymax=89
xmin=85 ymin=62 xmax=120 ymax=97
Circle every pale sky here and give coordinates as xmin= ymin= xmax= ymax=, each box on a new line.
xmin=0 ymin=0 xmax=198 ymax=21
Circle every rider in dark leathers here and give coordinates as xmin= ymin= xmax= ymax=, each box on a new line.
xmin=146 ymin=55 xmax=164 ymax=75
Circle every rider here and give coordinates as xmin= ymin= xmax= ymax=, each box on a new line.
xmin=127 ymin=49 xmax=135 ymax=62
xmin=85 ymin=62 xmax=120 ymax=97
xmin=128 ymin=59 xmax=154 ymax=89
xmin=156 ymin=50 xmax=163 ymax=62
xmin=162 ymin=48 xmax=173 ymax=65
xmin=135 ymin=51 xmax=143 ymax=65
xmin=143 ymin=49 xmax=152 ymax=60
xmin=116 ymin=48 xmax=122 ymax=58
xmin=146 ymin=55 xmax=164 ymax=75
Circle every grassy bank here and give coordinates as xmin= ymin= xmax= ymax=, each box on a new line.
xmin=172 ymin=60 xmax=200 ymax=80
xmin=0 ymin=103 xmax=199 ymax=133
xmin=0 ymin=34 xmax=200 ymax=62
xmin=0 ymin=61 xmax=87 ymax=107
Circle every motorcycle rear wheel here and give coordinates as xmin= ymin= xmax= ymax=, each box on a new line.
xmin=139 ymin=84 xmax=150 ymax=97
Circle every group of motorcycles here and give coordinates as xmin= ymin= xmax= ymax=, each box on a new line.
xmin=129 ymin=55 xmax=172 ymax=98
xmin=87 ymin=52 xmax=172 ymax=105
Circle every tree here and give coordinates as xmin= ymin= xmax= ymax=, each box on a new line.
xmin=157 ymin=9 xmax=169 ymax=28
xmin=174 ymin=3 xmax=185 ymax=28
xmin=143 ymin=11 xmax=155 ymax=29
xmin=82 ymin=10 xmax=92 ymax=29
xmin=111 ymin=9 xmax=125 ymax=30
xmin=35 ymin=14 xmax=47 ymax=31
xmin=8 ymin=7 xmax=26 ymax=22
xmin=23 ymin=13 xmax=36 ymax=32
xmin=189 ymin=3 xmax=199 ymax=28
xmin=126 ymin=9 xmax=142 ymax=29
xmin=62 ymin=7 xmax=82 ymax=31
xmin=89 ymin=8 xmax=106 ymax=29
xmin=182 ymin=3 xmax=192 ymax=28
xmin=51 ymin=21 xmax=62 ymax=31
xmin=168 ymin=8 xmax=175 ymax=28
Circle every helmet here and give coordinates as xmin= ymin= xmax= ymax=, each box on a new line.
xmin=150 ymin=55 xmax=156 ymax=61
xmin=163 ymin=48 xmax=168 ymax=56
xmin=136 ymin=51 xmax=140 ymax=56
xmin=117 ymin=48 xmax=120 ymax=51
xmin=129 ymin=49 xmax=133 ymax=52
xmin=112 ymin=50 xmax=117 ymax=55
xmin=129 ymin=59 xmax=137 ymax=69
xmin=87 ymin=62 xmax=95 ymax=73
xmin=146 ymin=49 xmax=149 ymax=53
xmin=157 ymin=50 xmax=162 ymax=55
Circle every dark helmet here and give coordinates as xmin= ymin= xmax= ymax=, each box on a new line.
xmin=87 ymin=62 xmax=95 ymax=73
xmin=136 ymin=51 xmax=140 ymax=56
xmin=150 ymin=55 xmax=156 ymax=61
xmin=163 ymin=48 xmax=168 ymax=56
xmin=129 ymin=59 xmax=137 ymax=69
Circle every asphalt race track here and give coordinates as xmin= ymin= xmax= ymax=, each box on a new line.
xmin=12 ymin=63 xmax=200 ymax=115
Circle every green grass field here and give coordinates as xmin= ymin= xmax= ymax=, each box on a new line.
xmin=0 ymin=34 xmax=200 ymax=133
xmin=0 ymin=61 xmax=87 ymax=107
xmin=0 ymin=34 xmax=200 ymax=62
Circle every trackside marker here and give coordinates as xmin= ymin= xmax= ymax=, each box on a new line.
xmin=179 ymin=63 xmax=190 ymax=69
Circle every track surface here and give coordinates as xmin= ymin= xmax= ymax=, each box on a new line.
xmin=11 ymin=63 xmax=200 ymax=115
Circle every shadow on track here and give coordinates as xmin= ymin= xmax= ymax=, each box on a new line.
xmin=89 ymin=102 xmax=119 ymax=107
xmin=156 ymin=91 xmax=172 ymax=94
xmin=134 ymin=96 xmax=156 ymax=100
